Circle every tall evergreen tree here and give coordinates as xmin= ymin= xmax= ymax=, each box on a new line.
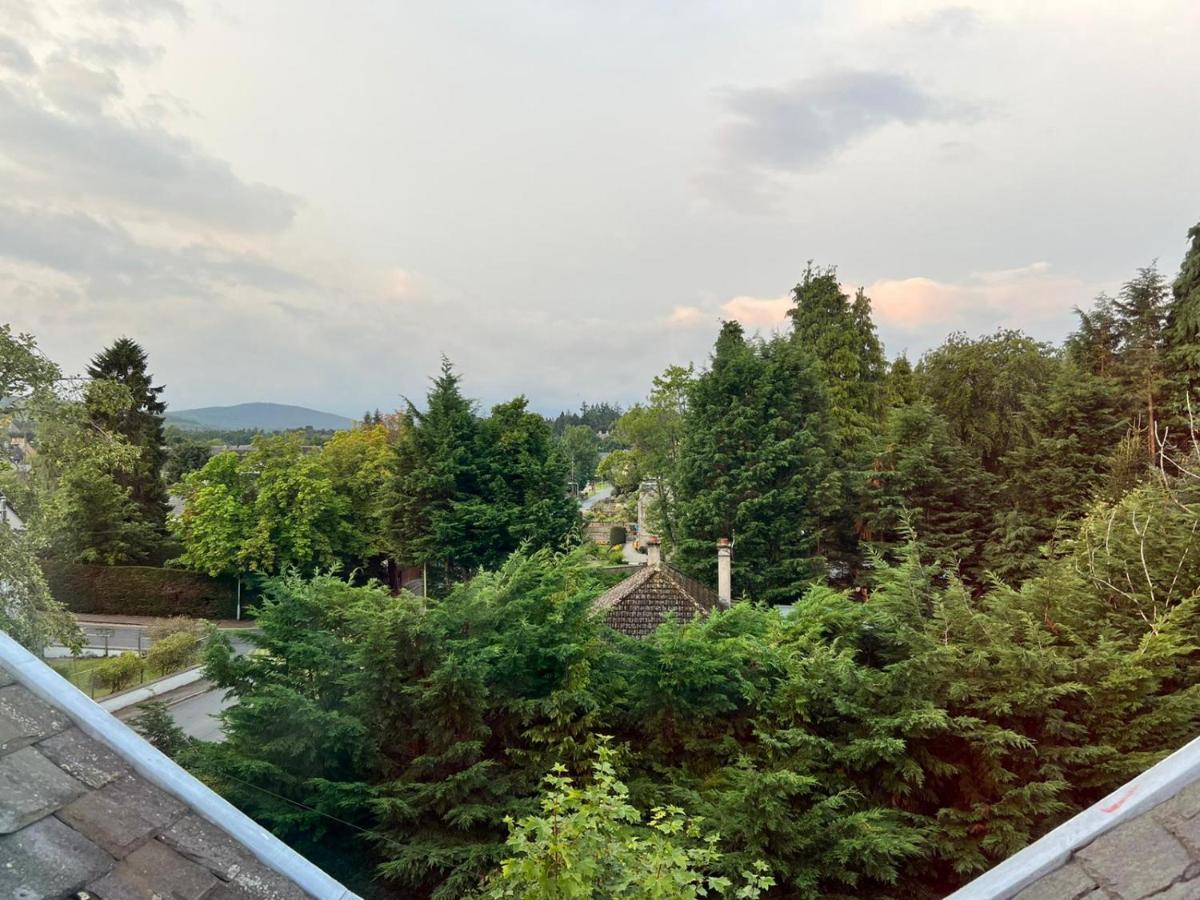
xmin=85 ymin=337 xmax=170 ymax=558
xmin=988 ymin=364 xmax=1126 ymax=582
xmin=390 ymin=359 xmax=486 ymax=588
xmin=788 ymin=266 xmax=886 ymax=569
xmin=1166 ymin=222 xmax=1200 ymax=429
xmin=1110 ymin=266 xmax=1171 ymax=459
xmin=674 ymin=323 xmax=836 ymax=602
xmin=481 ymin=397 xmax=579 ymax=561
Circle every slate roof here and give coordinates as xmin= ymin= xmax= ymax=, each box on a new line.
xmin=592 ymin=563 xmax=719 ymax=638
xmin=952 ymin=732 xmax=1200 ymax=899
xmin=0 ymin=638 xmax=356 ymax=900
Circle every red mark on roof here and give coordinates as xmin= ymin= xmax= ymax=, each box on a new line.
xmin=1102 ymin=787 xmax=1138 ymax=814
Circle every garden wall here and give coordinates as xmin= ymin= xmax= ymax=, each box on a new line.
xmin=41 ymin=561 xmax=239 ymax=619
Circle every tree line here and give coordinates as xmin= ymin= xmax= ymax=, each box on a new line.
xmin=612 ymin=235 xmax=1200 ymax=602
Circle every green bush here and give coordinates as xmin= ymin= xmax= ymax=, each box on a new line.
xmin=608 ymin=525 xmax=626 ymax=546
xmin=146 ymin=631 xmax=200 ymax=674
xmin=40 ymin=562 xmax=238 ymax=619
xmin=147 ymin=616 xmax=207 ymax=642
xmin=95 ymin=652 xmax=144 ymax=692
xmin=134 ymin=701 xmax=192 ymax=757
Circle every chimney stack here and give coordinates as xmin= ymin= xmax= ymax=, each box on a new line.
xmin=717 ymin=538 xmax=732 ymax=608
xmin=646 ymin=535 xmax=661 ymax=568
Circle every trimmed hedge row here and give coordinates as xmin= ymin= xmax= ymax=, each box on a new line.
xmin=40 ymin=561 xmax=239 ymax=619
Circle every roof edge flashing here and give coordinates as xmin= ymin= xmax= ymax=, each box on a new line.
xmin=0 ymin=628 xmax=360 ymax=900
xmin=949 ymin=730 xmax=1200 ymax=899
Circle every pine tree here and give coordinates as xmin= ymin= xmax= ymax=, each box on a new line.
xmin=85 ymin=337 xmax=170 ymax=559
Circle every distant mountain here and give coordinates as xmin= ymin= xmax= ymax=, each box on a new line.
xmin=166 ymin=403 xmax=354 ymax=432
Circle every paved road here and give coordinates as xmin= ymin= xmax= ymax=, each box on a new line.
xmin=580 ymin=484 xmax=614 ymax=510
xmin=169 ymin=688 xmax=231 ymax=743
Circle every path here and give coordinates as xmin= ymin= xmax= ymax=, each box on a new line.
xmin=580 ymin=483 xmax=614 ymax=510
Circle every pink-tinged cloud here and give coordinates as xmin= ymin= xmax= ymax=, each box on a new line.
xmin=865 ymin=263 xmax=1094 ymax=336
xmin=668 ymin=304 xmax=706 ymax=325
xmin=720 ymin=294 xmax=791 ymax=328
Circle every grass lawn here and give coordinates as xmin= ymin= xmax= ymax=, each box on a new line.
xmin=49 ymin=655 xmax=190 ymax=701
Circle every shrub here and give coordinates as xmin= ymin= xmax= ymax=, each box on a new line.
xmin=134 ymin=701 xmax=192 ymax=757
xmin=608 ymin=525 xmax=627 ymax=545
xmin=95 ymin=652 xmax=144 ymax=692
xmin=147 ymin=616 xmax=207 ymax=642
xmin=146 ymin=631 xmax=200 ymax=675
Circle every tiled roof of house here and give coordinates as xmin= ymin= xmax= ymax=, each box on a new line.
xmin=592 ymin=564 xmax=718 ymax=638
xmin=951 ymin=732 xmax=1200 ymax=899
xmin=0 ymin=631 xmax=358 ymax=900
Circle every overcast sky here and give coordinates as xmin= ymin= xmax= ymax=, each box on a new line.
xmin=1 ymin=0 xmax=1198 ymax=415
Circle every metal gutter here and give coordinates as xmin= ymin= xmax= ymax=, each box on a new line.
xmin=0 ymin=629 xmax=360 ymax=900
xmin=949 ymin=731 xmax=1200 ymax=899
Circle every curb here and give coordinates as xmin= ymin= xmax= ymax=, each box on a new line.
xmin=100 ymin=666 xmax=205 ymax=713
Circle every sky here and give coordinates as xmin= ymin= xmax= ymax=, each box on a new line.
xmin=1 ymin=0 xmax=1198 ymax=416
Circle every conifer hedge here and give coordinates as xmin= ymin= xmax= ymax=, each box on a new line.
xmin=39 ymin=561 xmax=238 ymax=619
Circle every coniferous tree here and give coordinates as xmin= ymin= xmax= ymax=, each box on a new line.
xmin=1166 ymin=222 xmax=1200 ymax=428
xmin=390 ymin=359 xmax=486 ymax=587
xmin=86 ymin=337 xmax=171 ymax=558
xmin=481 ymin=397 xmax=578 ymax=561
xmin=987 ymin=364 xmax=1126 ymax=582
xmin=789 ymin=266 xmax=887 ymax=569
xmin=674 ymin=323 xmax=836 ymax=602
xmin=862 ymin=401 xmax=995 ymax=579
xmin=1110 ymin=266 xmax=1171 ymax=459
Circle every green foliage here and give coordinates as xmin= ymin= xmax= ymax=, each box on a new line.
xmin=917 ymin=329 xmax=1059 ymax=474
xmin=862 ymin=401 xmax=994 ymax=578
xmin=175 ymin=436 xmax=350 ymax=577
xmin=613 ymin=365 xmax=693 ymax=545
xmin=86 ymin=337 xmax=172 ymax=559
xmin=1167 ymin=222 xmax=1200 ymax=423
xmin=20 ymin=384 xmax=157 ymax=565
xmin=164 ymin=440 xmax=213 ymax=485
xmin=390 ymin=362 xmax=578 ymax=590
xmin=39 ymin=561 xmax=237 ymax=619
xmin=597 ymin=449 xmax=641 ymax=495
xmin=0 ymin=323 xmax=60 ymax=408
xmin=486 ymin=744 xmax=774 ymax=899
xmin=674 ymin=323 xmax=836 ymax=602
xmin=0 ymin=522 xmax=81 ymax=652
xmin=95 ymin=651 xmax=145 ymax=692
xmin=560 ymin=424 xmax=601 ymax=489
xmin=135 ymin=700 xmax=192 ymax=758
xmin=146 ymin=630 xmax=201 ymax=673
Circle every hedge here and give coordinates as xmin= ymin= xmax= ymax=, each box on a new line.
xmin=40 ymin=561 xmax=239 ymax=619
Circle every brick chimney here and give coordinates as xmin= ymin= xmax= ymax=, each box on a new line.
xmin=646 ymin=535 xmax=661 ymax=568
xmin=717 ymin=538 xmax=732 ymax=608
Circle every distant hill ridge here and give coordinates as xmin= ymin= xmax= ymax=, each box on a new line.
xmin=166 ymin=403 xmax=354 ymax=432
